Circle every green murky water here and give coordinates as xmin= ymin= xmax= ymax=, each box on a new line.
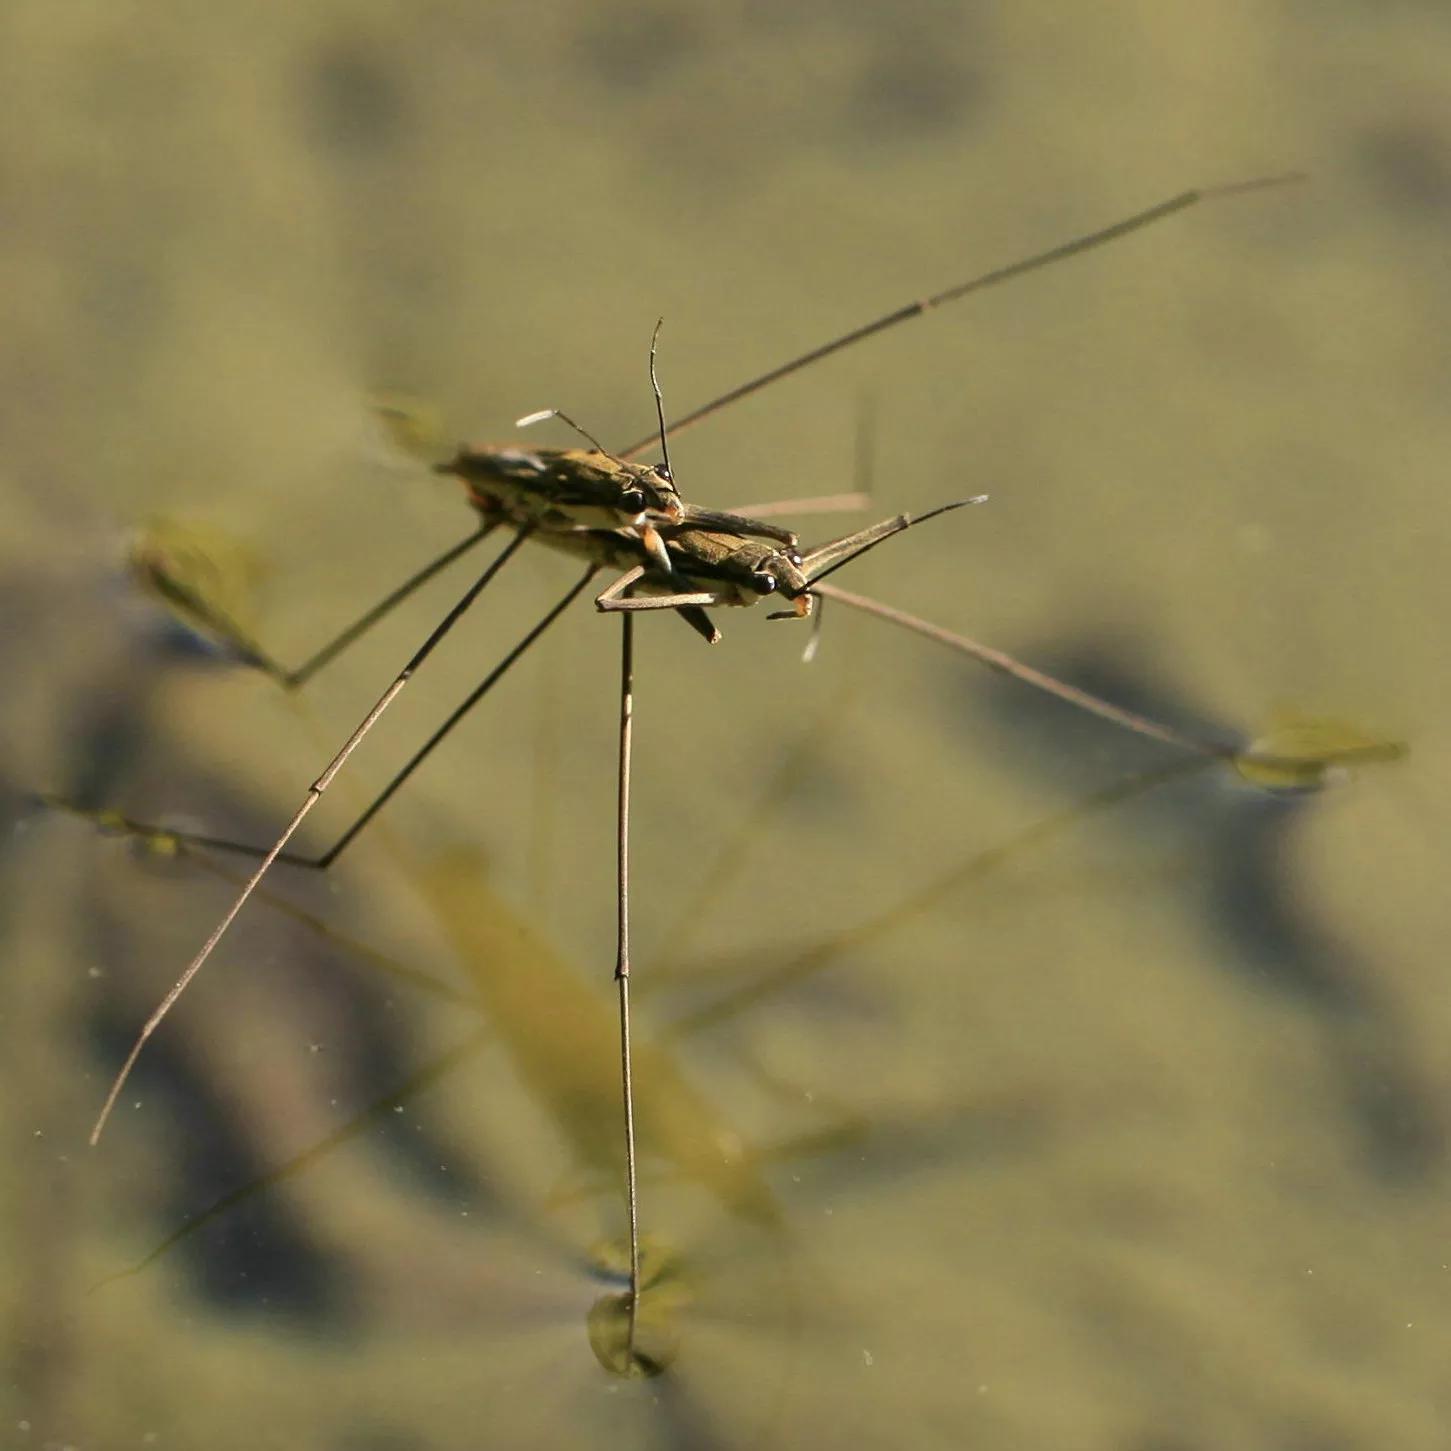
xmin=4 ymin=4 xmax=1450 ymax=1447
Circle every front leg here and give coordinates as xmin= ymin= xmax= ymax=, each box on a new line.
xmin=595 ymin=565 xmax=724 ymax=644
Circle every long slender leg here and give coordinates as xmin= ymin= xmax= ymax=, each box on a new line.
xmin=590 ymin=533 xmax=1234 ymax=758
xmin=139 ymin=525 xmax=496 ymax=689
xmin=720 ymin=391 xmax=874 ymax=521
xmin=614 ymin=612 xmax=642 ymax=1342
xmin=596 ymin=565 xmax=728 ymax=615
xmin=724 ymin=493 xmax=870 ymax=521
xmin=614 ymin=176 xmax=1299 ymax=458
xmin=304 ymin=567 xmax=597 ymax=868
xmin=90 ymin=527 xmax=536 ymax=1145
xmin=283 ymin=524 xmax=496 ymax=688
xmin=64 ymin=566 xmax=599 ymax=873
xmin=811 ymin=580 xmax=1238 ymax=759
xmin=594 ymin=566 xmax=723 ymax=644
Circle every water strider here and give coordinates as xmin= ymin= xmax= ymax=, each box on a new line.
xmin=48 ymin=172 xmax=1309 ymax=1369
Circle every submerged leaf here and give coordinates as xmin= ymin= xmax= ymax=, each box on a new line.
xmin=416 ymin=849 xmax=786 ymax=1229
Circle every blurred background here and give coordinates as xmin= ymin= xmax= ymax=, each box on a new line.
xmin=3 ymin=2 xmax=1450 ymax=1446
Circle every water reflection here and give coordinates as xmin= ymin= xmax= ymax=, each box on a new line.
xmin=80 ymin=622 xmax=1414 ymax=1371
xmin=6 ymin=4 xmax=1446 ymax=1438
xmin=8 ymin=464 xmax=1427 ymax=1449
xmin=953 ymin=640 xmax=1432 ymax=1183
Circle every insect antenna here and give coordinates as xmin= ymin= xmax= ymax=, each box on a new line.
xmin=515 ymin=408 xmax=612 ymax=456
xmin=648 ymin=317 xmax=674 ymax=488
xmin=520 ymin=345 xmax=690 ymax=576
xmin=625 ymin=320 xmax=680 ymax=580
xmin=515 ymin=405 xmax=688 ymax=550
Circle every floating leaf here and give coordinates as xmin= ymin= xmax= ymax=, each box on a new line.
xmin=126 ymin=518 xmax=272 ymax=669
xmin=1236 ymin=712 xmax=1406 ymax=792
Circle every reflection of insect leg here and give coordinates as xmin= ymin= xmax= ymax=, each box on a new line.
xmin=139 ymin=521 xmax=498 ymax=690
xmin=100 ymin=749 xmax=1221 ymax=1296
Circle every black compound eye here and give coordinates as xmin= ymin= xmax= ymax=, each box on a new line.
xmin=619 ymin=487 xmax=647 ymax=514
xmin=751 ymin=572 xmax=779 ymax=595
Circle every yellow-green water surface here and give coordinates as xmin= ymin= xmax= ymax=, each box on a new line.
xmin=3 ymin=4 xmax=1449 ymax=1447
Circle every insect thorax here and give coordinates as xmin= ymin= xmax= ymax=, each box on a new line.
xmin=438 ymin=446 xmax=679 ymax=534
